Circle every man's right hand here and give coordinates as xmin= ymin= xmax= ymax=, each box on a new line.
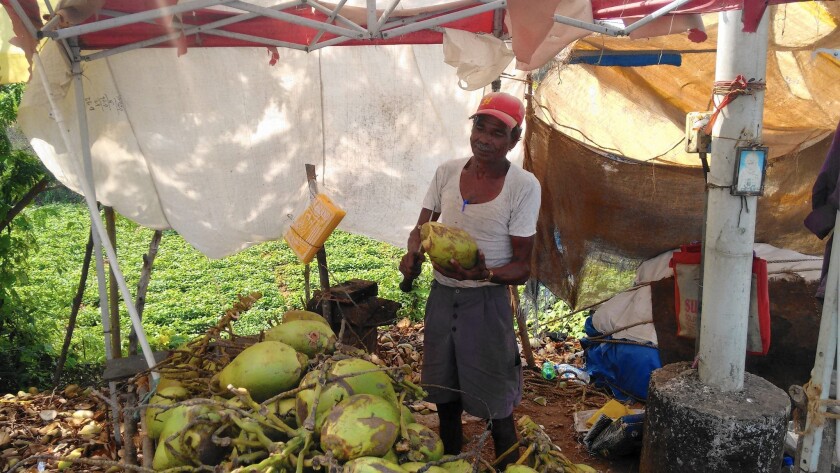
xmin=399 ymin=251 xmax=425 ymax=279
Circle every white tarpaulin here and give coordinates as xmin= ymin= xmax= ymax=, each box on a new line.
xmin=19 ymin=41 xmax=525 ymax=258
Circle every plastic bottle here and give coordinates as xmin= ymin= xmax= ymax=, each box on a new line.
xmin=554 ymin=363 xmax=590 ymax=383
xmin=780 ymin=455 xmax=794 ymax=473
xmin=541 ymin=361 xmax=557 ymax=380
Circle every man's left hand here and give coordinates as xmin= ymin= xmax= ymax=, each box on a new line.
xmin=431 ymin=250 xmax=488 ymax=281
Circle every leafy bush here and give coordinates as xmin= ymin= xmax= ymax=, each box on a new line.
xmin=13 ymin=203 xmax=433 ymax=390
xmin=0 ymin=83 xmax=53 ymax=391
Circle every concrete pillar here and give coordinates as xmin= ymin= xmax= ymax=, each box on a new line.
xmin=697 ymin=8 xmax=769 ymax=392
xmin=640 ymin=363 xmax=790 ymax=473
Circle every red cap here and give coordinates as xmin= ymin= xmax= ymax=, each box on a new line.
xmin=471 ymin=92 xmax=525 ymax=129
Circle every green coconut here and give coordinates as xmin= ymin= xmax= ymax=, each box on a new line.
xmin=217 ymin=341 xmax=304 ymax=402
xmin=404 ymin=423 xmax=444 ymax=462
xmin=152 ymin=405 xmax=224 ymax=470
xmin=320 ymin=394 xmax=401 ymax=461
xmin=343 ymin=456 xmax=407 ymax=473
xmin=383 ymin=448 xmax=400 ymax=463
xmin=282 ymin=309 xmax=330 ymax=326
xmin=329 ymin=358 xmax=397 ymax=404
xmin=145 ymin=385 xmax=190 ymax=440
xmin=439 ymin=456 xmax=473 ymax=473
xmin=504 ymin=466 xmax=539 ymax=473
xmin=420 ymin=222 xmax=478 ymax=271
xmin=295 ymin=381 xmax=352 ymax=433
xmin=155 ymin=377 xmax=183 ymax=391
xmin=401 ymin=462 xmax=448 ymax=473
xmin=266 ymin=396 xmax=298 ymax=427
xmin=265 ymin=319 xmax=337 ymax=358
xmin=400 ymin=404 xmax=415 ymax=425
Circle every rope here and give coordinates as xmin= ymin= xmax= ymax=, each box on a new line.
xmin=703 ymin=74 xmax=767 ymax=135
xmin=583 ymin=338 xmax=658 ymax=348
xmin=585 ymin=319 xmax=654 ymax=340
xmin=766 ymin=258 xmax=822 ymax=264
xmin=802 ymin=380 xmax=840 ymax=437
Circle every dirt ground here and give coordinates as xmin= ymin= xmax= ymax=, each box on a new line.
xmin=413 ymin=368 xmax=640 ymax=473
xmin=1 ymin=319 xmax=642 ymax=472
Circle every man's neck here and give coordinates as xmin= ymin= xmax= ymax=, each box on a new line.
xmin=470 ymin=157 xmax=510 ymax=178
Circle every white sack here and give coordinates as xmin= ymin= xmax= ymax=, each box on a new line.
xmin=443 ymin=28 xmax=514 ymax=91
xmin=592 ymin=285 xmax=657 ymax=345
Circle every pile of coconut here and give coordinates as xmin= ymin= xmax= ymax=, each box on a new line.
xmin=139 ymin=290 xmax=590 ymax=473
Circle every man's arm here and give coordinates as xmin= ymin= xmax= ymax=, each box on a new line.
xmin=485 ymin=235 xmax=535 ymax=285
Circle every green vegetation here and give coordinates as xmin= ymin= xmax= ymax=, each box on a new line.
xmin=9 ymin=201 xmax=634 ymax=391
xmin=0 ymin=83 xmax=53 ymax=390
xmin=10 ymin=202 xmax=434 ymax=390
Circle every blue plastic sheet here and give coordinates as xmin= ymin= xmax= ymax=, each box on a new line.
xmin=569 ymin=53 xmax=682 ymax=67
xmin=580 ymin=317 xmax=662 ymax=401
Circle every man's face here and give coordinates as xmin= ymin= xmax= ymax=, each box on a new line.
xmin=470 ymin=115 xmax=515 ymax=161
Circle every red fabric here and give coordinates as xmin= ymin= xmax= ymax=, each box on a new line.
xmin=507 ymin=0 xmax=563 ymax=65
xmin=741 ymin=0 xmax=769 ymax=32
xmin=750 ymin=256 xmax=771 ymax=356
xmin=1 ymin=0 xmax=809 ymax=53
xmin=65 ymin=3 xmax=496 ymax=50
xmin=592 ymin=0 xmax=740 ymax=18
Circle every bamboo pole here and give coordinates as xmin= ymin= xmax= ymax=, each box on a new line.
xmin=305 ymin=164 xmax=333 ymax=327
xmin=510 ymin=286 xmax=536 ymax=369
xmin=105 ymin=207 xmax=121 ymax=358
xmin=129 ymin=230 xmax=162 ymax=356
xmin=53 ymin=229 xmax=94 ymax=386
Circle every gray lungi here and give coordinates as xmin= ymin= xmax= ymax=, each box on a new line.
xmin=420 ymin=280 xmax=522 ymax=419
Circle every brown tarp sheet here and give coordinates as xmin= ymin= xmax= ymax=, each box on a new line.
xmin=524 ymin=110 xmax=832 ymax=306
xmin=523 ymin=4 xmax=839 ymax=306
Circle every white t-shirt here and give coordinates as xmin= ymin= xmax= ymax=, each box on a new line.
xmin=422 ymin=157 xmax=541 ymax=288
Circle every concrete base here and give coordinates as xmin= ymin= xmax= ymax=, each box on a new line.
xmin=640 ymin=362 xmax=790 ymax=473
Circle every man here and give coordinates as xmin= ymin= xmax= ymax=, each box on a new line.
xmin=805 ymin=119 xmax=840 ymax=300
xmin=399 ymin=92 xmax=541 ymax=469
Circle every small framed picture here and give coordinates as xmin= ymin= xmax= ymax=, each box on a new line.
xmin=732 ymin=146 xmax=768 ymax=196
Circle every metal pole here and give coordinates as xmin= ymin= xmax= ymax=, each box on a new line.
xmin=367 ymin=0 xmax=377 ymax=38
xmin=621 ymin=0 xmax=693 ymax=34
xmin=69 ymin=52 xmax=123 ymax=447
xmin=381 ymin=0 xmax=506 ymax=39
xmin=552 ymin=15 xmax=621 ymax=36
xmin=227 ymin=1 xmax=365 ymax=39
xmin=373 ymin=0 xmax=402 ymax=35
xmin=799 ymin=215 xmax=840 ymax=472
xmin=697 ymin=9 xmax=769 ymax=391
xmin=33 ymin=51 xmax=160 ymax=380
xmin=43 ymin=0 xmax=236 ymax=39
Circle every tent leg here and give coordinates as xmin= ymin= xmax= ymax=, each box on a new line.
xmin=52 ymin=48 xmax=160 ymax=380
xmin=34 ymin=48 xmax=161 ymax=379
xmin=69 ymin=52 xmax=123 ymax=447
xmin=34 ymin=42 xmax=167 ymax=448
xmin=798 ymin=212 xmax=840 ymax=472
xmin=89 ymin=197 xmax=122 ymax=448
